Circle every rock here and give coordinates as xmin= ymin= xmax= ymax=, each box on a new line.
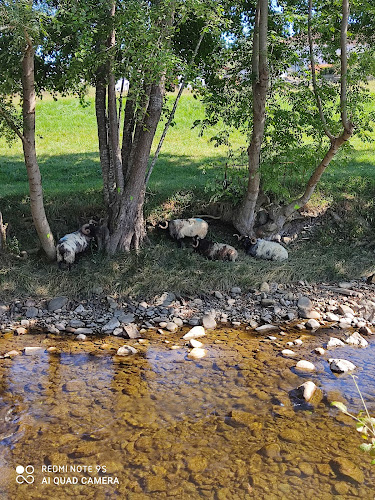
xmin=267 ymin=335 xmax=277 ymax=340
xmin=329 ymin=358 xmax=356 ymax=373
xmin=187 ymin=456 xmax=208 ymax=473
xmin=144 ymin=477 xmax=167 ymax=493
xmin=359 ymin=325 xmax=373 ymax=336
xmin=76 ymin=334 xmax=87 ymax=341
xmin=172 ymin=317 xmax=183 ymax=327
xmin=15 ymin=327 xmax=27 ymax=335
xmin=297 ymin=296 xmax=313 ymax=310
xmin=214 ymin=291 xmax=224 ymax=299
xmin=282 ymin=349 xmax=296 ymax=357
xmin=296 ymin=381 xmax=321 ymax=403
xmin=188 ymin=339 xmax=203 ymax=348
xmin=259 ymin=443 xmax=281 ymax=458
xmin=75 ymin=328 xmax=93 ymax=335
xmin=47 ymin=347 xmax=58 ymax=353
xmin=305 ymin=319 xmax=320 ymax=330
xmin=25 ymin=307 xmax=38 ymax=318
xmin=295 ymin=360 xmax=316 ymax=371
xmin=116 ymin=345 xmax=138 ymax=356
xmin=188 ymin=317 xmax=200 ymax=326
xmin=113 ymin=327 xmax=123 ymax=336
xmin=327 ymin=337 xmax=345 ymax=348
xmin=74 ymin=304 xmax=87 ymax=315
xmin=24 ymin=347 xmax=45 ymax=355
xmin=255 ymin=324 xmax=278 ymax=333
xmin=166 ymin=322 xmax=179 ymax=333
xmin=345 ymin=332 xmax=368 ymax=347
xmin=187 ymin=347 xmax=206 ymax=359
xmin=261 ymin=299 xmax=275 ymax=307
xmin=331 ymin=458 xmax=364 ymax=483
xmin=314 ymin=347 xmax=325 ymax=355
xmin=106 ymin=296 xmax=118 ymax=309
xmin=102 ymin=317 xmax=121 ymax=333
xmin=48 ymin=296 xmax=68 ymax=312
xmin=337 ymin=304 xmax=355 ymax=316
xmin=154 ymin=292 xmax=176 ymax=307
xmin=55 ymin=322 xmax=66 ymax=331
xmin=4 ymin=350 xmax=20 ymax=358
xmin=260 ymin=282 xmax=270 ymax=293
xmin=202 ymin=314 xmax=217 ymax=330
xmin=183 ymin=326 xmax=205 ymax=340
xmin=115 ymin=312 xmax=135 ymax=324
xmin=47 ymin=325 xmax=60 ymax=334
xmin=228 ymin=410 xmax=255 ymax=428
xmin=70 ymin=319 xmax=85 ymax=328
xmin=159 ymin=322 xmax=167 ymax=328
xmin=279 ymin=429 xmax=303 ymax=443
xmin=123 ymin=323 xmax=140 ymax=338
xmin=326 ymin=312 xmax=340 ymax=322
xmin=231 ymin=287 xmax=242 ymax=294
xmin=0 ymin=304 xmax=9 ymax=316
xmin=293 ymin=339 xmax=303 ymax=346
xmin=299 ymin=309 xmax=321 ymax=320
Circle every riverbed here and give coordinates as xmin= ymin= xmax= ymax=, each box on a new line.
xmin=0 ymin=327 xmax=374 ymax=499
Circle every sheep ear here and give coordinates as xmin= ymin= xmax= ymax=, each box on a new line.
xmin=159 ymin=221 xmax=168 ymax=229
xmin=81 ymin=224 xmax=91 ymax=235
xmin=250 ymin=237 xmax=257 ymax=244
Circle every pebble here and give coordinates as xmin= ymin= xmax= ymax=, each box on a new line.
xmin=359 ymin=325 xmax=373 ymax=335
xmin=345 ymin=332 xmax=368 ymax=347
xmin=24 ymin=347 xmax=45 ymax=355
xmin=281 ymin=349 xmax=296 ymax=357
xmin=294 ymin=339 xmax=303 ymax=346
xmin=314 ymin=347 xmax=325 ymax=355
xmin=325 ymin=312 xmax=340 ymax=322
xmin=16 ymin=327 xmax=27 ymax=335
xmin=296 ymin=381 xmax=319 ymax=402
xmin=305 ymin=319 xmax=320 ymax=330
xmin=116 ymin=345 xmax=138 ymax=356
xmin=255 ymin=324 xmax=278 ymax=333
xmin=4 ymin=350 xmax=20 ymax=358
xmin=75 ymin=328 xmax=93 ymax=335
xmin=166 ymin=322 xmax=179 ymax=332
xmin=183 ymin=326 xmax=205 ymax=340
xmin=76 ymin=334 xmax=87 ymax=341
xmin=260 ymin=282 xmax=270 ymax=293
xmin=295 ymin=360 xmax=316 ymax=371
xmin=189 ymin=339 xmax=203 ymax=348
xmin=202 ymin=314 xmax=217 ymax=330
xmin=337 ymin=304 xmax=355 ymax=316
xmin=102 ymin=318 xmax=121 ymax=333
xmin=48 ymin=296 xmax=68 ymax=312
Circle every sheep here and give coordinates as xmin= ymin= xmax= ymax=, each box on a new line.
xmin=234 ymin=234 xmax=288 ymax=261
xmin=158 ymin=218 xmax=208 ymax=247
xmin=56 ymin=221 xmax=97 ymax=269
xmin=192 ymin=237 xmax=238 ymax=262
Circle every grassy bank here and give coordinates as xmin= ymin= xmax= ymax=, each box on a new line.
xmin=0 ymin=90 xmax=375 ymax=300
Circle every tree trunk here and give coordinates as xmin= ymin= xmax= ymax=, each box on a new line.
xmin=233 ymin=0 xmax=268 ymax=236
xmin=21 ymin=35 xmax=55 ymax=260
xmin=0 ymin=212 xmax=7 ymax=253
xmin=106 ymin=83 xmax=165 ymax=254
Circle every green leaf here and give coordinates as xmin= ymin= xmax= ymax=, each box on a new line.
xmin=359 ymin=443 xmax=372 ymax=452
xmin=130 ymin=195 xmax=134 ymax=201
xmin=331 ymin=401 xmax=348 ymax=413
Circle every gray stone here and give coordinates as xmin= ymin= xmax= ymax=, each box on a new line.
xmin=188 ymin=317 xmax=200 ymax=326
xmin=260 ymin=282 xmax=270 ymax=293
xmin=117 ymin=345 xmax=138 ymax=356
xmin=106 ymin=296 xmax=118 ymax=309
xmin=115 ymin=311 xmax=135 ymax=324
xmin=70 ymin=319 xmax=85 ymax=328
xmin=24 ymin=346 xmax=45 ymax=355
xmin=297 ymin=296 xmax=312 ymax=310
xmin=326 ymin=312 xmax=340 ymax=322
xmin=102 ymin=317 xmax=121 ymax=333
xmin=255 ymin=324 xmax=278 ymax=333
xmin=47 ymin=325 xmax=60 ymax=334
xmin=172 ymin=317 xmax=183 ymax=327
xmin=305 ymin=319 xmax=320 ymax=330
xmin=231 ymin=287 xmax=242 ymax=294
xmin=337 ymin=304 xmax=355 ymax=316
xmin=214 ymin=291 xmax=224 ymax=299
xmin=166 ymin=322 xmax=179 ymax=333
xmin=345 ymin=332 xmax=368 ymax=347
xmin=154 ymin=292 xmax=176 ymax=307
xmin=75 ymin=327 xmax=94 ymax=335
xmin=26 ymin=307 xmax=38 ymax=318
xmin=327 ymin=337 xmax=345 ymax=348
xmin=0 ymin=304 xmax=9 ymax=316
xmin=202 ymin=314 xmax=217 ymax=330
xmin=74 ymin=304 xmax=87 ymax=315
xmin=123 ymin=323 xmax=141 ymax=339
xmin=76 ymin=333 xmax=87 ymax=341
xmin=299 ymin=309 xmax=321 ymax=320
xmin=261 ymin=299 xmax=275 ymax=307
xmin=48 ymin=297 xmax=68 ymax=312
xmin=329 ymin=358 xmax=356 ymax=373
xmin=20 ymin=319 xmax=30 ymax=327
xmin=314 ymin=347 xmax=325 ymax=355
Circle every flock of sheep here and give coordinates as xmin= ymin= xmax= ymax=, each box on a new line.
xmin=56 ymin=217 xmax=289 ymax=269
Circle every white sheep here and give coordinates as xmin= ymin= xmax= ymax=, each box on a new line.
xmin=56 ymin=221 xmax=96 ymax=269
xmin=159 ymin=218 xmax=208 ymax=246
xmin=234 ymin=235 xmax=288 ymax=262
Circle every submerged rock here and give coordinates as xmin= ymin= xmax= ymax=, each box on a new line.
xmin=187 ymin=347 xmax=206 ymax=359
xmin=296 ymin=381 xmax=322 ymax=404
xmin=327 ymin=337 xmax=345 ymax=348
xmin=116 ymin=345 xmax=138 ymax=356
xmin=329 ymin=358 xmax=356 ymax=373
xmin=331 ymin=458 xmax=364 ymax=484
xmin=24 ymin=346 xmax=45 ymax=355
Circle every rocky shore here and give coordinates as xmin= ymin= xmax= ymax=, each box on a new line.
xmin=1 ymin=280 xmax=374 ymax=340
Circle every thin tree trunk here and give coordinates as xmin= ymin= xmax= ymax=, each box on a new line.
xmin=234 ymin=0 xmax=268 ymax=236
xmin=21 ymin=34 xmax=55 ymax=260
xmin=95 ymin=78 xmax=112 ymax=208
xmin=0 ymin=212 xmax=7 ymax=253
xmin=145 ymin=27 xmax=206 ymax=186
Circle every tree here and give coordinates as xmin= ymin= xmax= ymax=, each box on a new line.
xmin=0 ymin=0 xmax=56 ymax=260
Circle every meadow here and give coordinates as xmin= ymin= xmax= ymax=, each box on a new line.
xmin=0 ymin=89 xmax=374 ymax=300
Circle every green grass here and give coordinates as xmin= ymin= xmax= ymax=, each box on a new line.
xmin=0 ymin=89 xmax=375 ymax=300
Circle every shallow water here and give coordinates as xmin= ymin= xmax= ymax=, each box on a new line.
xmin=0 ymin=327 xmax=374 ymax=499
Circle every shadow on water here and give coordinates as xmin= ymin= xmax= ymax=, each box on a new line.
xmin=0 ymin=328 xmax=373 ymax=499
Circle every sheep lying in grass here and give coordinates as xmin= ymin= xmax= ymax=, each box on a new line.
xmin=56 ymin=221 xmax=96 ymax=270
xmin=159 ymin=218 xmax=208 ymax=247
xmin=234 ymin=234 xmax=288 ymax=262
xmin=192 ymin=237 xmax=238 ymax=262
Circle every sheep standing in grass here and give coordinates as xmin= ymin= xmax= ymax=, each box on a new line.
xmin=56 ymin=221 xmax=96 ymax=270
xmin=234 ymin=235 xmax=288 ymax=261
xmin=159 ymin=218 xmax=208 ymax=247
xmin=192 ymin=237 xmax=238 ymax=262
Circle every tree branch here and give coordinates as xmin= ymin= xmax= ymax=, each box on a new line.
xmin=308 ymin=0 xmax=334 ymax=140
xmin=340 ymin=0 xmax=350 ymax=129
xmin=0 ymin=105 xmax=25 ymax=143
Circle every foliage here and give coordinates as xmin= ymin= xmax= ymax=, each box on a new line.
xmin=331 ymin=375 xmax=375 ymax=464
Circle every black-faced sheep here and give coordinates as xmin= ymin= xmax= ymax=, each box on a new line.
xmin=56 ymin=221 xmax=97 ymax=269
xmin=159 ymin=218 xmax=208 ymax=247
xmin=234 ymin=234 xmax=288 ymax=262
xmin=192 ymin=237 xmax=238 ymax=262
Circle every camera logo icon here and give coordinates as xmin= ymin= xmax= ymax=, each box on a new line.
xmin=16 ymin=465 xmax=35 ymax=484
